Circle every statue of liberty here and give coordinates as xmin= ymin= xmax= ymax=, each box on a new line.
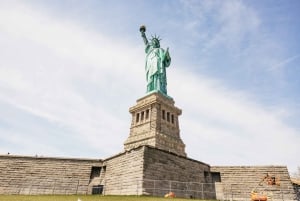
xmin=139 ymin=25 xmax=171 ymax=95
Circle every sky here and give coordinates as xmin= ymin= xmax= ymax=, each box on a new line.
xmin=0 ymin=0 xmax=299 ymax=174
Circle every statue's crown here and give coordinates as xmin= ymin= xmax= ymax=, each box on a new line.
xmin=151 ymin=34 xmax=161 ymax=42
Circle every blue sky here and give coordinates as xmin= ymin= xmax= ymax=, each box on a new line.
xmin=0 ymin=0 xmax=299 ymax=174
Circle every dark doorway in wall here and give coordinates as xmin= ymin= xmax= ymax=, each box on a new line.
xmin=92 ymin=185 xmax=103 ymax=194
xmin=204 ymin=171 xmax=210 ymax=182
xmin=90 ymin=166 xmax=101 ymax=179
xmin=211 ymin=172 xmax=221 ymax=182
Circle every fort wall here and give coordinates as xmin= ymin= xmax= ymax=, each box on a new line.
xmin=142 ymin=146 xmax=216 ymax=199
xmin=211 ymin=166 xmax=297 ymax=201
xmin=0 ymin=146 xmax=216 ymax=198
xmin=0 ymin=155 xmax=102 ymax=195
xmin=103 ymin=147 xmax=144 ymax=195
xmin=0 ymin=152 xmax=297 ymax=200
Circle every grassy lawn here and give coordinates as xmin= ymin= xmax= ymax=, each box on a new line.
xmin=0 ymin=195 xmax=208 ymax=201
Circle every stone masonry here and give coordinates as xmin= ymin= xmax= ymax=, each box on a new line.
xmin=211 ymin=166 xmax=297 ymax=201
xmin=103 ymin=145 xmax=216 ymax=198
xmin=102 ymin=147 xmax=144 ymax=195
xmin=124 ymin=92 xmax=186 ymax=157
xmin=0 ymin=146 xmax=216 ymax=198
xmin=143 ymin=146 xmax=216 ymax=199
xmin=0 ymin=155 xmax=102 ymax=195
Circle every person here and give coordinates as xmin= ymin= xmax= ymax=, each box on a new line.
xmin=140 ymin=26 xmax=171 ymax=95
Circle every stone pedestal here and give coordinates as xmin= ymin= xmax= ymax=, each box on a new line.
xmin=124 ymin=92 xmax=186 ymax=157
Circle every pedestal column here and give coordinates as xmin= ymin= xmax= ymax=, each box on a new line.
xmin=124 ymin=92 xmax=186 ymax=157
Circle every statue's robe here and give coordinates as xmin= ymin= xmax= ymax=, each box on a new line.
xmin=145 ymin=45 xmax=171 ymax=94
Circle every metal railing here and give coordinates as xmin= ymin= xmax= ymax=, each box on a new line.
xmin=3 ymin=178 xmax=297 ymax=200
xmin=139 ymin=179 xmax=216 ymax=199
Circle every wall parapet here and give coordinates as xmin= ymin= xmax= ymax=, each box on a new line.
xmin=0 ymin=154 xmax=103 ymax=195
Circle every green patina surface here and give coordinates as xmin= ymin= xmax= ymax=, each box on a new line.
xmin=140 ymin=25 xmax=171 ymax=96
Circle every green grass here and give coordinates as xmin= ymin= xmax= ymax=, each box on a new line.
xmin=0 ymin=195 xmax=209 ymax=201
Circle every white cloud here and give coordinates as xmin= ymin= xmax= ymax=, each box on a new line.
xmin=0 ymin=2 xmax=143 ymax=157
xmin=269 ymin=54 xmax=300 ymax=72
xmin=169 ymin=69 xmax=300 ymax=172
xmin=0 ymin=1 xmax=299 ymax=174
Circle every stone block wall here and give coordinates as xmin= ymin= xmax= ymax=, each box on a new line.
xmin=103 ymin=147 xmax=144 ymax=195
xmin=124 ymin=93 xmax=186 ymax=157
xmin=142 ymin=146 xmax=216 ymax=199
xmin=0 ymin=147 xmax=214 ymax=197
xmin=2 ymin=148 xmax=296 ymax=200
xmin=101 ymin=145 xmax=216 ymax=198
xmin=0 ymin=155 xmax=102 ymax=195
xmin=211 ymin=166 xmax=297 ymax=201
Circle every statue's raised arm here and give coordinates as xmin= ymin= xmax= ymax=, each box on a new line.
xmin=140 ymin=25 xmax=148 ymax=46
xmin=139 ymin=25 xmax=171 ymax=96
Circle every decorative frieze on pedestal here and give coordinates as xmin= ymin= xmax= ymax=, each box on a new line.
xmin=124 ymin=92 xmax=186 ymax=157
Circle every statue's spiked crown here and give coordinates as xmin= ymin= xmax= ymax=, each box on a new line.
xmin=151 ymin=34 xmax=161 ymax=42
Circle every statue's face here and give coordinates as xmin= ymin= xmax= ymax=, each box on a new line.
xmin=151 ymin=39 xmax=160 ymax=48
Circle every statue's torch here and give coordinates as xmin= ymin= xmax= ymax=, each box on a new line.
xmin=139 ymin=25 xmax=146 ymax=33
xmin=140 ymin=25 xmax=148 ymax=45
